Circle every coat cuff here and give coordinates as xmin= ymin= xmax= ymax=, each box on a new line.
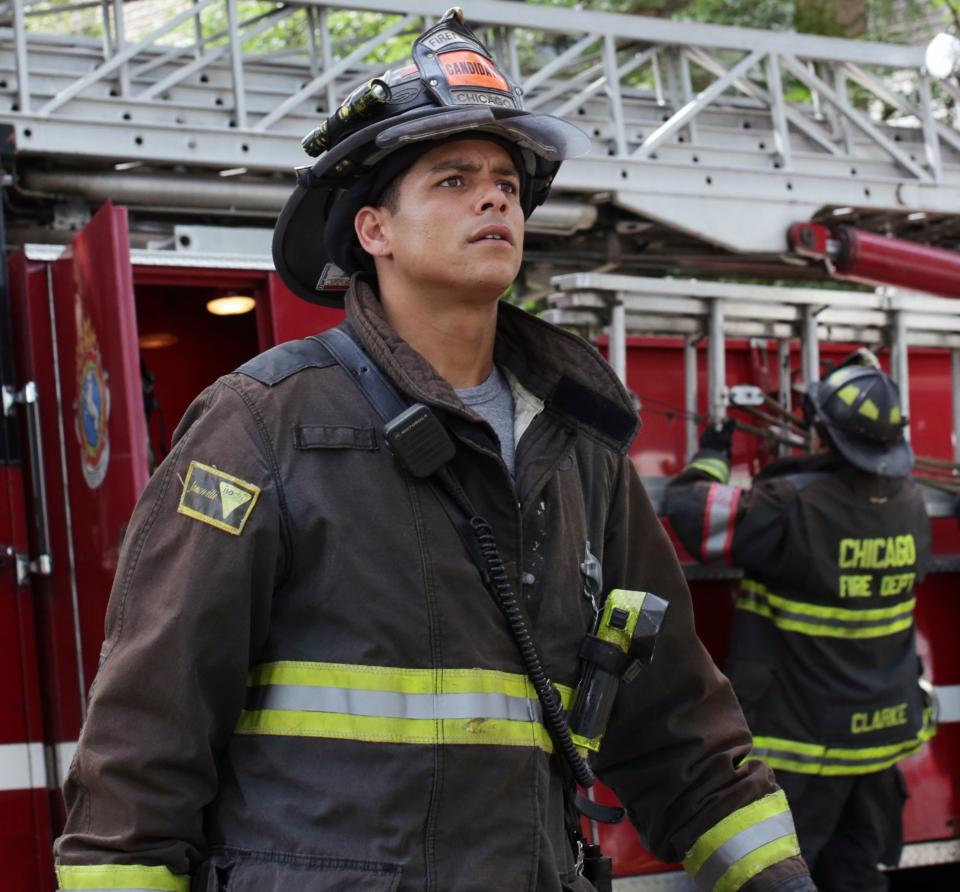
xmin=56 ymin=863 xmax=190 ymax=891
xmin=682 ymin=791 xmax=802 ymax=892
xmin=687 ymin=450 xmax=732 ymax=484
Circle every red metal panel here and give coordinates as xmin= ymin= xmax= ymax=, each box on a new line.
xmin=260 ymin=272 xmax=344 ymax=346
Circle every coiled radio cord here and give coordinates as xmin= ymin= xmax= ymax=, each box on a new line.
xmin=467 ymin=513 xmax=594 ymax=789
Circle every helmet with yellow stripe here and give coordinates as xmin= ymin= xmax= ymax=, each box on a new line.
xmin=804 ymin=363 xmax=913 ymax=477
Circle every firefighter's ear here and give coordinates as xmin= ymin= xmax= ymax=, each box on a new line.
xmin=355 ymin=206 xmax=392 ymax=259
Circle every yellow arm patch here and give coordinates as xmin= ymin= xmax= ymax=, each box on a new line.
xmin=177 ymin=460 xmax=261 ymax=535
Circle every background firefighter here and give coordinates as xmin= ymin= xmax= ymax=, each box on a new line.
xmin=665 ymin=356 xmax=934 ymax=892
xmin=53 ymin=10 xmax=814 ymax=892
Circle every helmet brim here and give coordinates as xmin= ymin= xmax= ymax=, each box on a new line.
xmin=272 ymin=107 xmax=591 ymax=306
xmin=373 ymin=106 xmax=592 ymax=162
xmin=272 ymin=180 xmax=344 ymax=306
xmin=827 ymin=423 xmax=915 ymax=477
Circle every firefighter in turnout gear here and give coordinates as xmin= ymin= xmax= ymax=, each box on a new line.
xmin=665 ymin=356 xmax=934 ymax=892
xmin=55 ymin=10 xmax=814 ymax=892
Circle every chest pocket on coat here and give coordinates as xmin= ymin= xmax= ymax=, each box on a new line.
xmin=294 ymin=424 xmax=378 ymax=451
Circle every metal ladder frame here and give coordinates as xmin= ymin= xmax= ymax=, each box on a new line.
xmin=546 ymin=273 xmax=960 ymax=495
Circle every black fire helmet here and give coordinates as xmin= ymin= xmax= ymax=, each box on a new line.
xmin=272 ymin=7 xmax=591 ymax=306
xmin=804 ymin=363 xmax=914 ymax=477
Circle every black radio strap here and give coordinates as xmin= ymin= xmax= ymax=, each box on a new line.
xmin=311 ymin=324 xmax=407 ymax=422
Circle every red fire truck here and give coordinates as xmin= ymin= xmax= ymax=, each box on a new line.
xmin=2 ymin=0 xmax=960 ymax=886
xmin=2 ymin=200 xmax=959 ymax=891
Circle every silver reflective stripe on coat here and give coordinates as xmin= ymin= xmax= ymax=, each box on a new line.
xmin=247 ymin=685 xmax=541 ymax=723
xmin=702 ymin=483 xmax=739 ymax=562
xmin=692 ymin=810 xmax=798 ymax=892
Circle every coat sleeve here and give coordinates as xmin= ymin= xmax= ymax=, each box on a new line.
xmin=53 ymin=377 xmax=287 ymax=892
xmin=595 ymin=454 xmax=812 ymax=891
xmin=663 ymin=449 xmax=800 ymax=579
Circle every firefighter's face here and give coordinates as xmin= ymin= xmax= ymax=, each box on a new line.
xmin=355 ymin=139 xmax=524 ymax=299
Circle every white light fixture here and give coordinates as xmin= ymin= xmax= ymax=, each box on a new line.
xmin=206 ymin=295 xmax=255 ymax=316
xmin=925 ymin=33 xmax=960 ymax=80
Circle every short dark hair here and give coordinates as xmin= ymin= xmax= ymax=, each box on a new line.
xmin=376 ymin=170 xmax=407 ymax=215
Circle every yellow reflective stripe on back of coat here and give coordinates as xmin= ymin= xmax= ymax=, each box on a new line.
xmin=56 ymin=864 xmax=189 ymax=891
xmin=737 ymin=580 xmax=914 ymax=638
xmin=749 ymin=735 xmax=924 ymax=776
xmin=682 ymin=790 xmax=800 ymax=892
xmin=237 ymin=661 xmax=573 ymax=752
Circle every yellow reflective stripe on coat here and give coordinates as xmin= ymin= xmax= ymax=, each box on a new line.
xmin=690 ymin=456 xmax=731 ymax=483
xmin=737 ymin=579 xmax=914 ymax=639
xmin=749 ymin=735 xmax=925 ymax=776
xmin=56 ymin=864 xmax=189 ymax=891
xmin=682 ymin=791 xmax=800 ymax=892
xmin=236 ymin=661 xmax=573 ymax=752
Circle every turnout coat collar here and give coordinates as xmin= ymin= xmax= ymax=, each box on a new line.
xmin=345 ymin=275 xmax=640 ymax=455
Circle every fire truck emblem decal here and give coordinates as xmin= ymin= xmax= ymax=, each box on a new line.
xmin=74 ymin=299 xmax=111 ymax=489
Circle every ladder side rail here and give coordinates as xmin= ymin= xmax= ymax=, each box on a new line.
xmin=707 ymin=297 xmax=726 ymax=424
xmin=889 ymin=308 xmax=910 ymax=437
xmin=831 ymin=63 xmax=853 ymax=156
xmin=226 ymin=0 xmax=247 ymax=129
xmin=111 ymin=0 xmax=128 ymax=97
xmin=678 ymin=48 xmax=698 ymax=145
xmin=777 ymin=339 xmax=792 ymax=458
xmin=609 ymin=294 xmax=627 ymax=385
xmin=764 ymin=52 xmax=792 ymax=170
xmin=685 ymin=335 xmax=699 ymax=462
xmin=917 ymin=74 xmax=943 ymax=182
xmin=603 ymin=34 xmax=628 ymax=157
xmin=12 ymin=0 xmax=27 ymax=113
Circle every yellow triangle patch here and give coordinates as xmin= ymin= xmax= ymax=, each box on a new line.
xmin=220 ymin=481 xmax=253 ymax=519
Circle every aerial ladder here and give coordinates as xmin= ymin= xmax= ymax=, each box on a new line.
xmin=0 ymin=0 xmax=957 ymax=274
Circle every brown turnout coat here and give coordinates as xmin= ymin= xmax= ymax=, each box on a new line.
xmin=56 ymin=279 xmax=799 ymax=891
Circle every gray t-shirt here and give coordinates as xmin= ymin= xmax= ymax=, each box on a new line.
xmin=456 ymin=365 xmax=516 ymax=479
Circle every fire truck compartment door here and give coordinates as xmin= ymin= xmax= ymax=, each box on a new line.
xmin=49 ymin=201 xmax=149 ymax=699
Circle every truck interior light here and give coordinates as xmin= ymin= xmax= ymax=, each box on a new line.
xmin=206 ymin=295 xmax=255 ymax=316
xmin=138 ymin=332 xmax=178 ymax=349
xmin=925 ymin=32 xmax=960 ymax=80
